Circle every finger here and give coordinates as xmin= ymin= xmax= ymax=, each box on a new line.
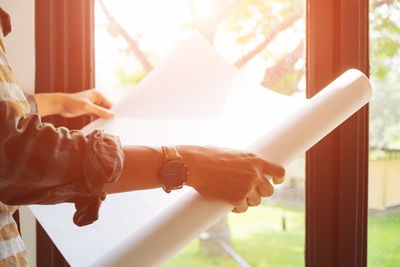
xmin=272 ymin=176 xmax=285 ymax=185
xmin=262 ymin=160 xmax=285 ymax=179
xmin=264 ymin=174 xmax=285 ymax=185
xmin=86 ymin=102 xmax=114 ymax=118
xmin=232 ymin=200 xmax=248 ymax=213
xmin=247 ymin=190 xmax=261 ymax=207
xmin=257 ymin=180 xmax=274 ymax=197
xmin=93 ymin=90 xmax=113 ymax=109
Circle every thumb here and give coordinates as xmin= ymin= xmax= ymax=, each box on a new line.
xmin=86 ymin=102 xmax=114 ymax=118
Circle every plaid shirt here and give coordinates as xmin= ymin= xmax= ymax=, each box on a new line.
xmin=0 ymin=9 xmax=124 ymax=265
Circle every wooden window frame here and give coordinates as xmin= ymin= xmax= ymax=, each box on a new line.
xmin=306 ymin=0 xmax=369 ymax=266
xmin=35 ymin=0 xmax=95 ymax=266
xmin=34 ymin=0 xmax=370 ymax=266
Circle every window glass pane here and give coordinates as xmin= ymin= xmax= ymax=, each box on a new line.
xmin=95 ymin=0 xmax=305 ymax=266
xmin=369 ymin=1 xmax=400 ymax=266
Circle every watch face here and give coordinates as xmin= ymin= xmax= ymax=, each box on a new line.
xmin=160 ymin=160 xmax=187 ymax=187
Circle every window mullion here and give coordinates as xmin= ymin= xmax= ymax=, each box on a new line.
xmin=306 ymin=0 xmax=369 ymax=266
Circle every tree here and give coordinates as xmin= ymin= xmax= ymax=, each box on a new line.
xmin=234 ymin=10 xmax=303 ymax=68
xmin=188 ymin=0 xmax=305 ymax=257
xmin=220 ymin=0 xmax=305 ymax=95
xmin=369 ymin=0 xmax=400 ymax=151
xmin=98 ymin=0 xmax=306 ymax=258
xmin=97 ymin=0 xmax=153 ymax=73
xmin=100 ymin=0 xmax=305 ymax=258
xmin=261 ymin=39 xmax=304 ymax=94
xmin=185 ymin=0 xmax=239 ymax=43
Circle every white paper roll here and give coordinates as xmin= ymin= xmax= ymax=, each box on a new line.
xmin=91 ymin=69 xmax=372 ymax=267
xmin=30 ymin=33 xmax=372 ymax=267
xmin=250 ymin=69 xmax=372 ymax=166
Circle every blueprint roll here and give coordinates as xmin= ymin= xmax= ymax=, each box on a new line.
xmin=92 ymin=69 xmax=372 ymax=267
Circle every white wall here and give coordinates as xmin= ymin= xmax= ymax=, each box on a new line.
xmin=19 ymin=206 xmax=37 ymax=267
xmin=0 ymin=0 xmax=35 ymax=94
xmin=0 ymin=1 xmax=37 ymax=267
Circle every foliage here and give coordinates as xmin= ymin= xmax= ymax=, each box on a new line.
xmin=370 ymin=149 xmax=400 ymax=160
xmin=105 ymin=23 xmax=119 ymax=38
xmin=370 ymin=71 xmax=400 ymax=150
xmin=101 ymin=0 xmax=305 ymax=95
xmin=271 ymin=69 xmax=303 ymax=95
xmin=370 ymin=3 xmax=400 ymax=81
xmin=221 ymin=0 xmax=303 ymax=38
xmin=370 ymin=1 xmax=400 ymax=150
xmin=220 ymin=0 xmax=305 ymax=94
xmin=100 ymin=0 xmax=400 ymax=149
xmin=115 ymin=68 xmax=146 ymax=86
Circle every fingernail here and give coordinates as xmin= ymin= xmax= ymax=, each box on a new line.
xmin=273 ymin=177 xmax=285 ymax=184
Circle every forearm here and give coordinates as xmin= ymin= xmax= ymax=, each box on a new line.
xmin=33 ymin=93 xmax=64 ymax=117
xmin=107 ymin=146 xmax=164 ymax=194
xmin=106 ymin=144 xmax=285 ymax=214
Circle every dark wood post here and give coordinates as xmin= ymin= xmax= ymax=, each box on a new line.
xmin=35 ymin=0 xmax=95 ymax=266
xmin=306 ymin=0 xmax=369 ymax=266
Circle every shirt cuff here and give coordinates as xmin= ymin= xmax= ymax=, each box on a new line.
xmin=24 ymin=94 xmax=38 ymax=114
xmin=72 ymin=129 xmax=124 ymax=226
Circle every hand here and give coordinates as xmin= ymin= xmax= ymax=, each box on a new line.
xmin=59 ymin=89 xmax=114 ymax=118
xmin=35 ymin=89 xmax=114 ymax=118
xmin=178 ymin=145 xmax=285 ymax=213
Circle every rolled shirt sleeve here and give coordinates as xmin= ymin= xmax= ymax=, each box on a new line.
xmin=0 ymin=110 xmax=124 ymax=226
xmin=0 ymin=109 xmax=125 ymax=226
xmin=0 ymin=33 xmax=124 ymax=226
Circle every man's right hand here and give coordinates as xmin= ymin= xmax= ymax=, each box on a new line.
xmin=178 ymin=145 xmax=285 ymax=213
xmin=34 ymin=89 xmax=114 ymax=119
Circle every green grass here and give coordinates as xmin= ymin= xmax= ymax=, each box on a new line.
xmin=368 ymin=213 xmax=400 ymax=267
xmin=164 ymin=203 xmax=305 ymax=267
xmin=163 ymin=204 xmax=400 ymax=267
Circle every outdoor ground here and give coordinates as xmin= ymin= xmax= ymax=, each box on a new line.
xmin=164 ymin=203 xmax=400 ymax=267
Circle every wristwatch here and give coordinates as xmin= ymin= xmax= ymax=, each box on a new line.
xmin=160 ymin=146 xmax=188 ymax=193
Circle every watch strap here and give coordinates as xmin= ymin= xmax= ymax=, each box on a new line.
xmin=162 ymin=146 xmax=183 ymax=161
xmin=160 ymin=146 xmax=187 ymax=193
